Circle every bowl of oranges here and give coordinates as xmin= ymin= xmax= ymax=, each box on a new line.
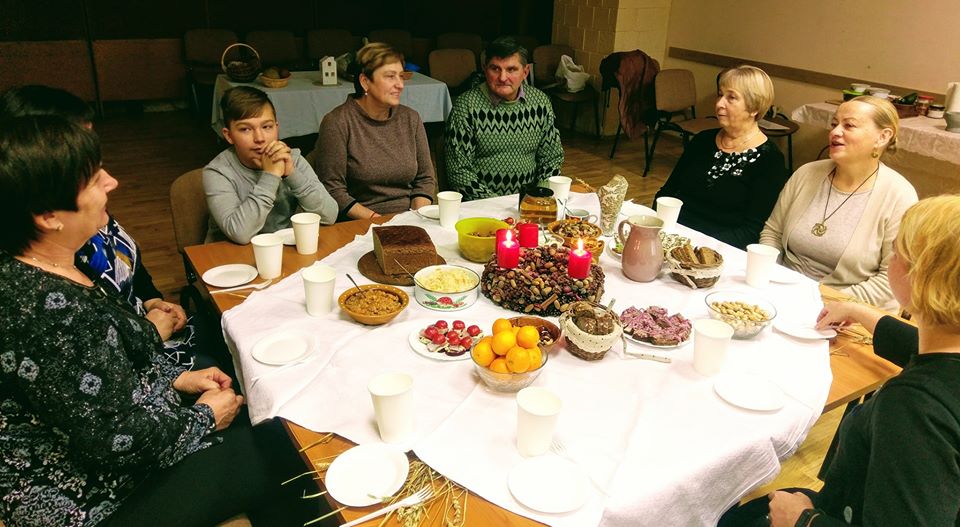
xmin=470 ymin=317 xmax=559 ymax=392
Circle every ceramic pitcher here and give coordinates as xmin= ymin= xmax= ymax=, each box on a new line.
xmin=618 ymin=215 xmax=664 ymax=282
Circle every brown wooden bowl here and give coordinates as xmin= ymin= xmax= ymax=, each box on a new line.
xmin=338 ymin=284 xmax=409 ymax=325
xmin=508 ymin=316 xmax=562 ymax=354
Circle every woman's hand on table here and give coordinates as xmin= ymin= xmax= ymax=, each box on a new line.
xmin=174 ymin=367 xmax=233 ymax=394
xmin=411 ymin=196 xmax=431 ymax=210
xmin=767 ymin=490 xmax=814 ymax=527
xmin=815 ymin=301 xmax=883 ymax=334
xmin=196 ymin=388 xmax=244 ymax=431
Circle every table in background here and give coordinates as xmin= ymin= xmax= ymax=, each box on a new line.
xmin=185 ymin=197 xmax=900 ymax=527
xmin=210 ymin=71 xmax=453 ymax=138
xmin=792 ymin=102 xmax=960 ymax=166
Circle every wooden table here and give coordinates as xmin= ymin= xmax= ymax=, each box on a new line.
xmin=185 ymin=219 xmax=901 ymax=526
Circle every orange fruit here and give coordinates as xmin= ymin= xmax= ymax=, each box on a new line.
xmin=526 ymin=346 xmax=543 ymax=369
xmin=491 ymin=331 xmax=517 ymax=356
xmin=489 ymin=358 xmax=510 ymax=373
xmin=516 ymin=326 xmax=540 ymax=349
xmin=492 ymin=318 xmax=513 ymax=335
xmin=471 ymin=340 xmax=495 ymax=367
xmin=506 ymin=346 xmax=531 ymax=373
xmin=511 ymin=326 xmax=521 ymax=336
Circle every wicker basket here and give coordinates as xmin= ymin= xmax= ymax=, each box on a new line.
xmin=892 ymin=102 xmax=918 ymax=119
xmin=258 ymin=74 xmax=290 ymax=89
xmin=558 ymin=301 xmax=623 ymax=361
xmin=220 ymin=43 xmax=261 ymax=82
xmin=666 ymin=246 xmax=723 ymax=289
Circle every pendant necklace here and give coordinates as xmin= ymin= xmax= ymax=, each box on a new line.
xmin=812 ymin=166 xmax=879 ymax=237
xmin=719 ymin=128 xmax=758 ymax=152
xmin=26 ymin=254 xmax=78 ymax=271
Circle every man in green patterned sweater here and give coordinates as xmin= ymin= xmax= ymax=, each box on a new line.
xmin=445 ymin=37 xmax=564 ymax=200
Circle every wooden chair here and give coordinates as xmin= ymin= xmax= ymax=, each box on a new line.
xmin=532 ymin=44 xmax=601 ymax=137
xmin=367 ymin=29 xmax=413 ymax=58
xmin=169 ymin=168 xmax=209 ymax=311
xmin=644 ymin=68 xmax=721 ymax=176
xmin=428 ymin=48 xmax=477 ymax=96
xmin=245 ymin=30 xmax=307 ymax=70
xmin=306 ymin=28 xmax=359 ymax=66
xmin=183 ymin=29 xmax=237 ymax=112
xmin=436 ymin=32 xmax=482 ymax=67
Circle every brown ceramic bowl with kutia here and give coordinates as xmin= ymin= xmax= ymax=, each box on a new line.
xmin=338 ymin=284 xmax=409 ymax=325
xmin=508 ymin=316 xmax=562 ymax=354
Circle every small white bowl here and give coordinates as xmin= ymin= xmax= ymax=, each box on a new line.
xmin=413 ymin=265 xmax=480 ymax=311
xmin=850 ymin=83 xmax=870 ymax=93
xmin=866 ymin=87 xmax=890 ymax=99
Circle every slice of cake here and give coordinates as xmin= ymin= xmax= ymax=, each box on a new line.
xmin=372 ymin=226 xmax=439 ymax=275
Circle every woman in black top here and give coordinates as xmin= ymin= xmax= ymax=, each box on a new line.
xmin=0 ymin=117 xmax=325 ymax=526
xmin=720 ymin=195 xmax=960 ymax=527
xmin=654 ymin=65 xmax=787 ymax=249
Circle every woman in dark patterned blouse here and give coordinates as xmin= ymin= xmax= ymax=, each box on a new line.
xmin=0 ymin=117 xmax=326 ymax=526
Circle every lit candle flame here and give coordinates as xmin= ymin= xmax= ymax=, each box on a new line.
xmin=506 ymin=230 xmax=514 ymax=243
xmin=576 ymin=238 xmax=584 ymax=253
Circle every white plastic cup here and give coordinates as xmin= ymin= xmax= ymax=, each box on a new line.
xmin=655 ymin=197 xmax=683 ymax=230
xmin=368 ymin=372 xmax=414 ymax=444
xmin=516 ymin=387 xmax=561 ymax=457
xmin=250 ymin=233 xmax=283 ymax=279
xmin=437 ymin=191 xmax=463 ymax=229
xmin=290 ymin=212 xmax=321 ymax=255
xmin=548 ymin=176 xmax=572 ymax=203
xmin=745 ymin=244 xmax=781 ymax=288
xmin=302 ymin=264 xmax=336 ymax=316
xmin=692 ymin=319 xmax=734 ymax=376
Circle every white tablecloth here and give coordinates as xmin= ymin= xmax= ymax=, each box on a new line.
xmin=221 ymin=194 xmax=831 ymax=527
xmin=792 ymin=102 xmax=960 ymax=166
xmin=211 ymin=71 xmax=452 ymax=138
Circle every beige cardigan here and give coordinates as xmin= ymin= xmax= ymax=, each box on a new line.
xmin=760 ymin=160 xmax=918 ymax=310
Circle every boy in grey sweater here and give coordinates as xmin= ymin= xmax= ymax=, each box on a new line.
xmin=204 ymin=86 xmax=337 ymax=244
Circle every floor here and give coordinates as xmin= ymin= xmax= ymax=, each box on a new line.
xmin=94 ymin=109 xmax=839 ymax=519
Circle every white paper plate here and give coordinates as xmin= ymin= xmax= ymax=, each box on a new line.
xmin=508 ymin=455 xmax=589 ymax=514
xmin=326 ymin=444 xmax=409 ymax=507
xmin=275 ymin=227 xmax=296 ymax=245
xmin=624 ymin=332 xmax=690 ymax=349
xmin=416 ymin=204 xmax=440 ymax=220
xmin=769 ymin=266 xmax=804 ymax=284
xmin=407 ymin=329 xmax=472 ymax=362
xmin=774 ymin=320 xmax=837 ymax=340
xmin=201 ymin=264 xmax=258 ymax=288
xmin=714 ymin=372 xmax=785 ymax=412
xmin=251 ymin=330 xmax=317 ymax=365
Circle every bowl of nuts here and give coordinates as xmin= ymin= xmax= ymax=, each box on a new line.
xmin=338 ymin=284 xmax=409 ymax=325
xmin=413 ymin=265 xmax=480 ymax=311
xmin=704 ymin=291 xmax=776 ymax=339
xmin=455 ymin=217 xmax=511 ymax=263
xmin=546 ymin=218 xmax=603 ymax=246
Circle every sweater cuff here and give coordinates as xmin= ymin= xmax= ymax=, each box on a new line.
xmin=411 ymin=193 xmax=433 ymax=202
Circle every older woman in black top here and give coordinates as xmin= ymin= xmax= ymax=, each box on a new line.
xmin=0 ymin=116 xmax=323 ymax=526
xmin=654 ymin=65 xmax=787 ymax=249
xmin=720 ymin=195 xmax=960 ymax=527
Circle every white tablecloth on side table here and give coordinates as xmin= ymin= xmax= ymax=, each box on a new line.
xmin=792 ymin=102 xmax=960 ymax=165
xmin=211 ymin=71 xmax=452 ymax=138
xmin=221 ymin=193 xmax=831 ymax=527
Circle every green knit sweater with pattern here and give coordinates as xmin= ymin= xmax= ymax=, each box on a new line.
xmin=445 ymin=84 xmax=564 ymax=200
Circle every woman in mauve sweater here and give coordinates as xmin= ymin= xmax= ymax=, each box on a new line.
xmin=309 ymin=43 xmax=435 ymax=221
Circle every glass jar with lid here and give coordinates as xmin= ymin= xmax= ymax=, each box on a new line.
xmin=519 ymin=185 xmax=558 ymax=226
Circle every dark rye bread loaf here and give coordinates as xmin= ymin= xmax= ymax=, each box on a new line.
xmin=372 ymin=226 xmax=439 ymax=275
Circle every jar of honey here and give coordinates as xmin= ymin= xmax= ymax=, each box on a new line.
xmin=519 ymin=185 xmax=558 ymax=226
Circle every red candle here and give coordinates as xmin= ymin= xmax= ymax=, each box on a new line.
xmin=496 ymin=228 xmax=512 ymax=245
xmin=567 ymin=239 xmax=591 ymax=279
xmin=497 ymin=230 xmax=520 ymax=269
xmin=517 ymin=222 xmax=539 ymax=248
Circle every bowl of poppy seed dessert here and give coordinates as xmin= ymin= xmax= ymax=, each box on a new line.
xmin=480 ymin=245 xmax=605 ymax=316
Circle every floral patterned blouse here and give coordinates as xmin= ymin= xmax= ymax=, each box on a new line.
xmin=0 ymin=254 xmax=216 ymax=526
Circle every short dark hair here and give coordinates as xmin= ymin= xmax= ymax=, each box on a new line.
xmin=220 ymin=86 xmax=275 ymax=127
xmin=0 ymin=85 xmax=95 ymax=125
xmin=484 ymin=37 xmax=529 ymax=66
xmin=0 ymin=115 xmax=101 ymax=255
xmin=352 ymin=42 xmax=405 ymax=97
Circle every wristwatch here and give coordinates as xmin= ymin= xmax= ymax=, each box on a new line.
xmin=795 ymin=508 xmax=821 ymax=527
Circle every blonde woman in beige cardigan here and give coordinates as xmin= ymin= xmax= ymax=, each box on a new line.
xmin=760 ymin=96 xmax=917 ymax=310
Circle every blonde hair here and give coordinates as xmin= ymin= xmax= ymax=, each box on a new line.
xmin=353 ymin=42 xmax=404 ymax=96
xmin=895 ymin=195 xmax=960 ymax=327
xmin=718 ymin=65 xmax=775 ymax=120
xmin=847 ymin=95 xmax=900 ymax=153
